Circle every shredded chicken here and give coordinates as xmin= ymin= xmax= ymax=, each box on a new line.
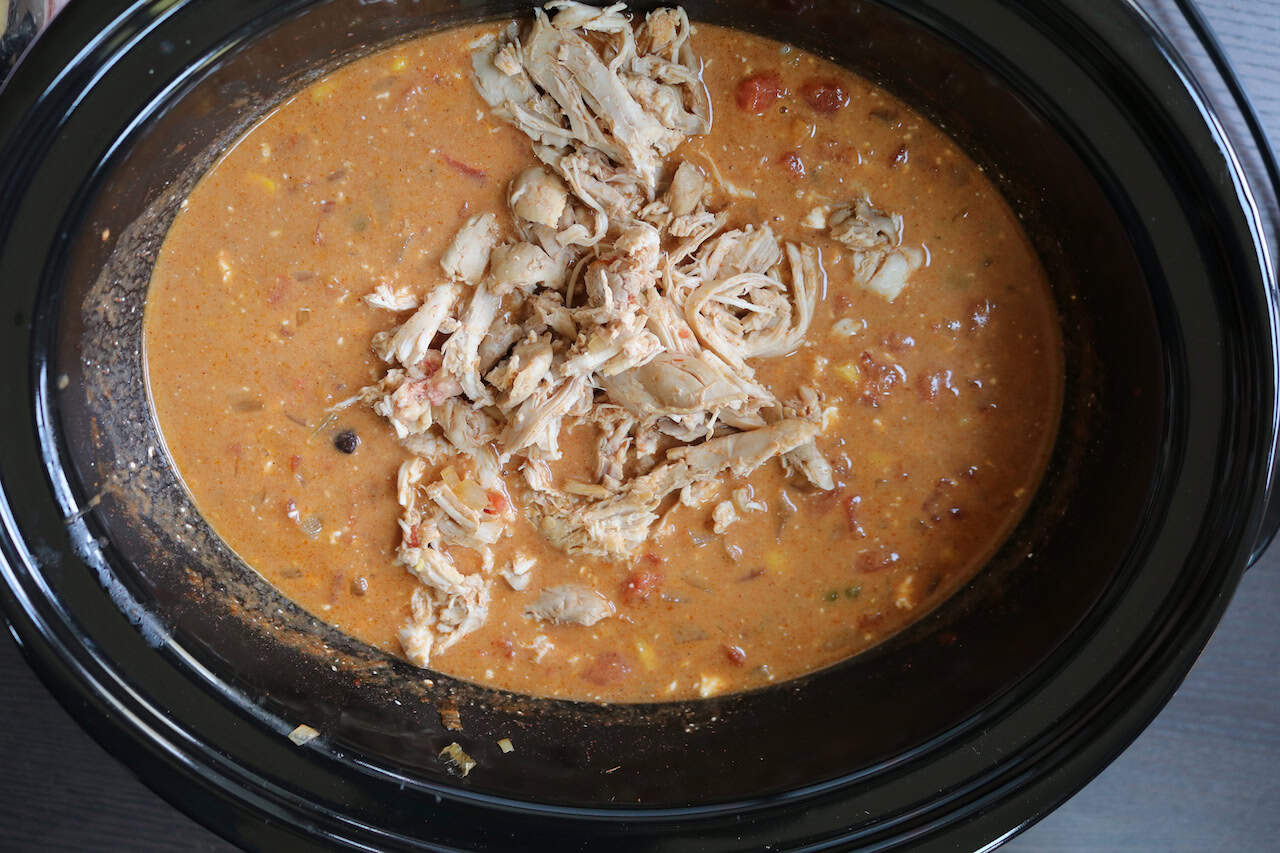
xmin=828 ymin=196 xmax=925 ymax=302
xmin=361 ymin=2 xmax=856 ymax=668
xmin=501 ymin=553 xmax=537 ymax=591
xmin=711 ymin=501 xmax=737 ymax=534
xmin=364 ymin=281 xmax=420 ymax=311
xmin=524 ymin=584 xmax=616 ymax=626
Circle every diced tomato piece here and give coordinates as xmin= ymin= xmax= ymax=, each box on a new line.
xmin=621 ymin=568 xmax=664 ymax=605
xmin=858 ymin=350 xmax=904 ymax=406
xmin=858 ymin=610 xmax=886 ymax=631
xmin=800 ymin=79 xmax=849 ymax=113
xmin=724 ymin=644 xmax=747 ymax=665
xmin=779 ymin=151 xmax=806 ymax=178
xmin=736 ymin=72 xmax=785 ymax=114
xmin=856 ymin=548 xmax=901 ymax=573
xmin=485 ymin=490 xmax=509 ymax=516
xmin=582 ymin=651 xmax=631 ymax=685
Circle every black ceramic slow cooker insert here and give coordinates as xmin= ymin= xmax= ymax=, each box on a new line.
xmin=1 ymin=0 xmax=1278 ymax=850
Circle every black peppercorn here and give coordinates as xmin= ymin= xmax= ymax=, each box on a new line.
xmin=334 ymin=429 xmax=360 ymax=454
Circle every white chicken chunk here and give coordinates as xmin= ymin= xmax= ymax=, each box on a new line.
xmin=441 ymin=213 xmax=500 ymax=285
xmin=440 ymin=278 xmax=502 ymax=403
xmin=524 ymin=584 xmax=616 ymax=626
xmin=386 ymin=284 xmax=460 ymax=368
xmin=486 ymin=333 xmax=555 ymax=407
xmin=536 ymin=419 xmax=817 ymax=558
xmin=711 ymin=500 xmax=738 ymax=534
xmin=397 ymin=547 xmax=491 ymax=666
xmin=665 ymin=160 xmax=706 ymax=217
xmin=364 ymin=282 xmax=420 ymax=311
xmin=827 ymin=196 xmax=925 ymax=302
xmin=501 ymin=553 xmax=537 ymax=591
xmin=509 ymin=166 xmax=569 ymax=228
xmin=489 ymin=242 xmax=558 ymax=292
xmin=684 ymin=241 xmax=822 ymax=371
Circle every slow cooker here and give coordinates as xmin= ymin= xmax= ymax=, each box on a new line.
xmin=1 ymin=0 xmax=1278 ymax=849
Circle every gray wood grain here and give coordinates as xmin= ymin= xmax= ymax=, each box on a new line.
xmin=1 ymin=1 xmax=1278 ymax=850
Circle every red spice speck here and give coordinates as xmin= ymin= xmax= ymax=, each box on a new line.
xmin=265 ymin=275 xmax=292 ymax=305
xmin=856 ymin=548 xmax=901 ymax=573
xmin=440 ymin=153 xmax=487 ymax=182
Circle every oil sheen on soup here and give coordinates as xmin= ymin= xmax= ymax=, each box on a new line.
xmin=144 ymin=5 xmax=1063 ymax=703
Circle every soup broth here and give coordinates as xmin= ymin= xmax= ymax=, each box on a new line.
xmin=144 ymin=9 xmax=1062 ymax=702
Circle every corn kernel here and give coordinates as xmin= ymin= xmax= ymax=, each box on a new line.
xmin=247 ymin=173 xmax=277 ymax=193
xmin=634 ymin=639 xmax=657 ymax=671
xmin=391 ymin=55 xmax=408 ymax=73
xmin=310 ymin=80 xmax=337 ymax=102
xmin=835 ymin=361 xmax=861 ymax=383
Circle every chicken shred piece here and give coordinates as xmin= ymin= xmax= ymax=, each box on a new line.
xmin=524 ymin=584 xmax=617 ymax=626
xmin=355 ymin=3 xmax=882 ymax=668
xmin=365 ymin=282 xmax=420 ymax=311
xmin=441 ymin=213 xmax=500 ymax=285
xmin=827 ymin=196 xmax=925 ymax=301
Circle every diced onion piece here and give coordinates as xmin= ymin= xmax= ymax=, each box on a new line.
xmin=497 ymin=737 xmax=514 ymax=754
xmin=440 ymin=705 xmax=463 ymax=732
xmin=440 ymin=742 xmax=477 ymax=776
xmin=831 ymin=317 xmax=862 ymax=337
xmin=288 ymin=724 xmax=320 ymax=746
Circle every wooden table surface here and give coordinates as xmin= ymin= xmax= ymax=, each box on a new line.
xmin=3 ymin=1 xmax=1279 ymax=850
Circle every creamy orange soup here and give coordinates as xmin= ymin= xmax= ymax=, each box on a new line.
xmin=144 ymin=13 xmax=1061 ymax=702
